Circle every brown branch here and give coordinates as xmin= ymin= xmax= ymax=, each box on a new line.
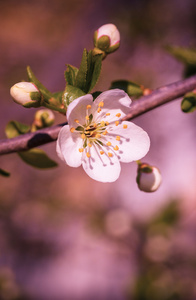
xmin=1 ymin=74 xmax=196 ymax=155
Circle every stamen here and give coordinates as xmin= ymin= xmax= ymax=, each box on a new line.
xmin=98 ymin=101 xmax=104 ymax=107
xmin=100 ymin=150 xmax=104 ymax=155
xmin=116 ymin=113 xmax=121 ymax=118
xmin=106 ymin=113 xmax=110 ymax=116
xmin=106 ymin=141 xmax=112 ymax=146
xmin=123 ymin=124 xmax=128 ymax=129
xmin=108 ymin=152 xmax=113 ymax=157
xmin=70 ymin=127 xmax=75 ymax=133
xmin=100 ymin=121 xmax=105 ymax=127
xmin=74 ymin=119 xmax=79 ymax=123
xmin=115 ymin=121 xmax=119 ymax=126
xmin=88 ymin=143 xmax=92 ymax=147
xmin=86 ymin=152 xmax=91 ymax=158
xmin=85 ymin=115 xmax=89 ymax=120
xmin=86 ymin=126 xmax=90 ymax=130
xmin=86 ymin=105 xmax=91 ymax=109
xmin=105 ymin=121 xmax=109 ymax=126
xmin=81 ymin=133 xmax=85 ymax=139
xmin=96 ymin=134 xmax=101 ymax=138
xmin=79 ymin=148 xmax=84 ymax=152
xmin=103 ymin=130 xmax=108 ymax=135
xmin=116 ymin=136 xmax=120 ymax=141
xmin=93 ymin=123 xmax=97 ymax=128
xmin=113 ymin=145 xmax=119 ymax=151
xmin=97 ymin=107 xmax=101 ymax=113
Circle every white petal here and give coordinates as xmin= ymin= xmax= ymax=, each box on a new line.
xmin=107 ymin=121 xmax=150 ymax=163
xmin=57 ymin=125 xmax=83 ymax=167
xmin=92 ymin=89 xmax=131 ymax=123
xmin=66 ymin=94 xmax=93 ymax=128
xmin=82 ymin=144 xmax=121 ymax=183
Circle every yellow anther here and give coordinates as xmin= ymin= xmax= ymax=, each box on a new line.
xmin=123 ymin=124 xmax=128 ymax=129
xmin=74 ymin=119 xmax=79 ymax=123
xmin=116 ymin=136 xmax=120 ymax=141
xmin=97 ymin=107 xmax=101 ymax=113
xmin=86 ymin=104 xmax=91 ymax=109
xmin=79 ymin=148 xmax=84 ymax=152
xmin=101 ymin=121 xmax=105 ymax=126
xmin=106 ymin=141 xmax=112 ymax=146
xmin=108 ymin=152 xmax=113 ymax=157
xmin=116 ymin=113 xmax=121 ymax=118
xmin=96 ymin=134 xmax=101 ymax=138
xmin=103 ymin=130 xmax=108 ymax=135
xmin=93 ymin=123 xmax=97 ymax=128
xmin=85 ymin=115 xmax=89 ymax=120
xmin=88 ymin=143 xmax=92 ymax=147
xmin=70 ymin=127 xmax=75 ymax=133
xmin=105 ymin=121 xmax=109 ymax=126
xmin=81 ymin=133 xmax=85 ymax=139
xmin=100 ymin=150 xmax=104 ymax=155
xmin=86 ymin=152 xmax=91 ymax=158
xmin=98 ymin=101 xmax=104 ymax=107
xmin=113 ymin=145 xmax=119 ymax=151
xmin=106 ymin=113 xmax=110 ymax=116
xmin=86 ymin=126 xmax=90 ymax=130
xmin=115 ymin=121 xmax=119 ymax=126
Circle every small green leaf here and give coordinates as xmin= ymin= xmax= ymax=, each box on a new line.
xmin=181 ymin=92 xmax=196 ymax=113
xmin=63 ymin=85 xmax=85 ymax=107
xmin=0 ymin=168 xmax=10 ymax=177
xmin=166 ymin=45 xmax=196 ymax=65
xmin=5 ymin=121 xmax=30 ymax=139
xmin=86 ymin=51 xmax=102 ymax=93
xmin=65 ymin=64 xmax=79 ymax=86
xmin=110 ymin=80 xmax=143 ymax=98
xmin=75 ymin=49 xmax=88 ymax=91
xmin=18 ymin=148 xmax=58 ymax=169
xmin=27 ymin=66 xmax=53 ymax=101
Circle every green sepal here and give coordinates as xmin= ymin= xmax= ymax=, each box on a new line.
xmin=75 ymin=49 xmax=88 ymax=91
xmin=27 ymin=66 xmax=53 ymax=101
xmin=181 ymin=92 xmax=196 ymax=113
xmin=110 ymin=80 xmax=143 ymax=98
xmin=0 ymin=168 xmax=10 ymax=177
xmin=106 ymin=42 xmax=120 ymax=54
xmin=97 ymin=35 xmax=110 ymax=51
xmin=88 ymin=114 xmax=93 ymax=123
xmin=5 ymin=121 xmax=30 ymax=138
xmin=18 ymin=148 xmax=58 ymax=169
xmin=75 ymin=126 xmax=84 ymax=131
xmin=83 ymin=139 xmax=87 ymax=148
xmin=63 ymin=85 xmax=85 ymax=108
xmin=65 ymin=64 xmax=79 ymax=86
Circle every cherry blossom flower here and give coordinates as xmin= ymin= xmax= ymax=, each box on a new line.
xmin=57 ymin=89 xmax=150 ymax=182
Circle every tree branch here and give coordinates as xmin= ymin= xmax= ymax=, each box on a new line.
xmin=1 ymin=74 xmax=196 ymax=155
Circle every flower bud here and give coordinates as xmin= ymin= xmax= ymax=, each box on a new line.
xmin=10 ymin=82 xmax=41 ymax=107
xmin=136 ymin=163 xmax=162 ymax=192
xmin=34 ymin=109 xmax=55 ymax=129
xmin=94 ymin=24 xmax=120 ymax=54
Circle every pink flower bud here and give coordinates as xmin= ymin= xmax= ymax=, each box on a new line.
xmin=94 ymin=24 xmax=120 ymax=54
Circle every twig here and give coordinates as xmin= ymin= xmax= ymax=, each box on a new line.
xmin=1 ymin=74 xmax=196 ymax=155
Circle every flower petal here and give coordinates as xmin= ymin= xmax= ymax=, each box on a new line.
xmin=82 ymin=144 xmax=121 ymax=182
xmin=57 ymin=125 xmax=83 ymax=167
xmin=92 ymin=89 xmax=131 ymax=123
xmin=106 ymin=121 xmax=150 ymax=162
xmin=67 ymin=94 xmax=93 ymax=128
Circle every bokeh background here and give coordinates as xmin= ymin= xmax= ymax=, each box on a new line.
xmin=1 ymin=0 xmax=196 ymax=299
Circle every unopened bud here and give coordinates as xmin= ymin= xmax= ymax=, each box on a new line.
xmin=94 ymin=24 xmax=120 ymax=55
xmin=10 ymin=82 xmax=41 ymax=107
xmin=34 ymin=109 xmax=55 ymax=129
xmin=136 ymin=163 xmax=162 ymax=193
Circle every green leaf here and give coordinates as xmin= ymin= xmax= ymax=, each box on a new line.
xmin=65 ymin=64 xmax=79 ymax=86
xmin=75 ymin=49 xmax=88 ymax=91
xmin=0 ymin=168 xmax=10 ymax=177
xmin=181 ymin=92 xmax=196 ymax=113
xmin=27 ymin=66 xmax=53 ymax=101
xmin=18 ymin=148 xmax=58 ymax=169
xmin=166 ymin=45 xmax=196 ymax=65
xmin=63 ymin=85 xmax=85 ymax=107
xmin=86 ymin=51 xmax=102 ymax=93
xmin=110 ymin=80 xmax=143 ymax=98
xmin=5 ymin=121 xmax=30 ymax=139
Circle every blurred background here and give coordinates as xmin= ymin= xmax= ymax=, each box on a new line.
xmin=1 ymin=0 xmax=196 ymax=299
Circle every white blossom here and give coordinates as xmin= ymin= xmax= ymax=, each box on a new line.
xmin=10 ymin=82 xmax=39 ymax=105
xmin=57 ymin=89 xmax=150 ymax=183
